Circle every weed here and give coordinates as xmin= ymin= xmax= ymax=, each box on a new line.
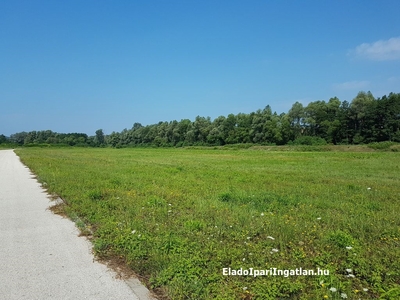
xmin=367 ymin=141 xmax=397 ymax=150
xmin=87 ymin=189 xmax=103 ymax=200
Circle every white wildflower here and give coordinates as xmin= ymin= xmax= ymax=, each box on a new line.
xmin=242 ymin=258 xmax=246 ymax=261
xmin=261 ymin=213 xmax=265 ymax=216
xmin=247 ymin=236 xmax=251 ymax=240
xmin=367 ymin=187 xmax=371 ymax=190
xmin=346 ymin=246 xmax=353 ymax=250
xmin=363 ymin=288 xmax=368 ymax=292
xmin=340 ymin=292 xmax=348 ymax=299
xmin=347 ymin=274 xmax=355 ymax=278
xmin=317 ymin=217 xmax=322 ymax=220
xmin=243 ymin=286 xmax=248 ymax=291
xmin=131 ymin=230 xmax=136 ymax=234
xmin=346 ymin=268 xmax=352 ymax=273
xmin=271 ymin=248 xmax=279 ymax=252
xmin=329 ymin=287 xmax=337 ymax=292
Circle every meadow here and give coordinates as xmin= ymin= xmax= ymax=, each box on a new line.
xmin=15 ymin=147 xmax=400 ymax=299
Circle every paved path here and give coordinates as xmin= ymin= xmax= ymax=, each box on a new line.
xmin=0 ymin=150 xmax=154 ymax=300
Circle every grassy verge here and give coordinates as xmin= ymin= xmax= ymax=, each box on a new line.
xmin=0 ymin=143 xmax=17 ymax=149
xmin=15 ymin=147 xmax=400 ymax=299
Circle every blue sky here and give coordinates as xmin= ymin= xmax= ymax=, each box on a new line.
xmin=1 ymin=0 xmax=400 ymax=136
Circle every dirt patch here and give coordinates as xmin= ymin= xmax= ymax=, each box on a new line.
xmin=47 ymin=197 xmax=68 ymax=217
xmin=100 ymin=255 xmax=138 ymax=280
xmin=48 ymin=202 xmax=67 ymax=216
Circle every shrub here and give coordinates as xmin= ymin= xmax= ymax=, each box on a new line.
xmin=291 ymin=136 xmax=327 ymax=146
xmin=367 ymin=141 xmax=396 ymax=150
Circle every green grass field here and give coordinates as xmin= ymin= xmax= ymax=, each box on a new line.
xmin=15 ymin=147 xmax=400 ymax=299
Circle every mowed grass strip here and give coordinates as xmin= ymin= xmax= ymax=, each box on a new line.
xmin=16 ymin=148 xmax=400 ymax=299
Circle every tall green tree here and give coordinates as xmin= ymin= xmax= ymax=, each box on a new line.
xmin=288 ymin=102 xmax=305 ymax=139
xmin=95 ymin=129 xmax=105 ymax=146
xmin=235 ymin=113 xmax=252 ymax=143
xmin=207 ymin=116 xmax=226 ymax=145
xmin=10 ymin=132 xmax=28 ymax=145
xmin=349 ymin=91 xmax=375 ymax=143
xmin=369 ymin=93 xmax=400 ymax=142
xmin=0 ymin=134 xmax=7 ymax=144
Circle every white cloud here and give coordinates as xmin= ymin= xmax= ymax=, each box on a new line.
xmin=333 ymin=80 xmax=370 ymax=91
xmin=351 ymin=37 xmax=400 ymax=61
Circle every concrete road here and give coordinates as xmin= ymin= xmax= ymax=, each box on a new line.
xmin=0 ymin=150 xmax=155 ymax=300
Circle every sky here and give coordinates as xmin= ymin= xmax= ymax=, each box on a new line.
xmin=1 ymin=0 xmax=400 ymax=136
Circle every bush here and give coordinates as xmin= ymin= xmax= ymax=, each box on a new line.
xmin=367 ymin=141 xmax=396 ymax=150
xmin=391 ymin=145 xmax=400 ymax=152
xmin=291 ymin=136 xmax=327 ymax=146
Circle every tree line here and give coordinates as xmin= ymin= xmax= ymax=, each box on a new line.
xmin=2 ymin=91 xmax=400 ymax=147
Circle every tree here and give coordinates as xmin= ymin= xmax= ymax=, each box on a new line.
xmin=132 ymin=122 xmax=143 ymax=131
xmin=351 ymin=91 xmax=375 ymax=120
xmin=10 ymin=132 xmax=28 ymax=145
xmin=107 ymin=131 xmax=121 ymax=147
xmin=0 ymin=134 xmax=7 ymax=144
xmin=250 ymin=110 xmax=265 ymax=144
xmin=303 ymin=100 xmax=329 ymax=138
xmin=95 ymin=129 xmax=105 ymax=146
xmin=192 ymin=116 xmax=211 ymax=144
xmin=223 ymin=114 xmax=237 ymax=144
xmin=288 ymin=102 xmax=305 ymax=139
xmin=235 ymin=113 xmax=252 ymax=143
xmin=349 ymin=91 xmax=375 ymax=143
xmin=323 ymin=97 xmax=342 ymax=143
xmin=24 ymin=131 xmax=37 ymax=145
xmin=208 ymin=116 xmax=226 ymax=145
xmin=279 ymin=113 xmax=293 ymax=144
xmin=369 ymin=93 xmax=400 ymax=142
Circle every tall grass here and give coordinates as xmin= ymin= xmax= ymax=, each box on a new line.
xmin=15 ymin=147 xmax=400 ymax=299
